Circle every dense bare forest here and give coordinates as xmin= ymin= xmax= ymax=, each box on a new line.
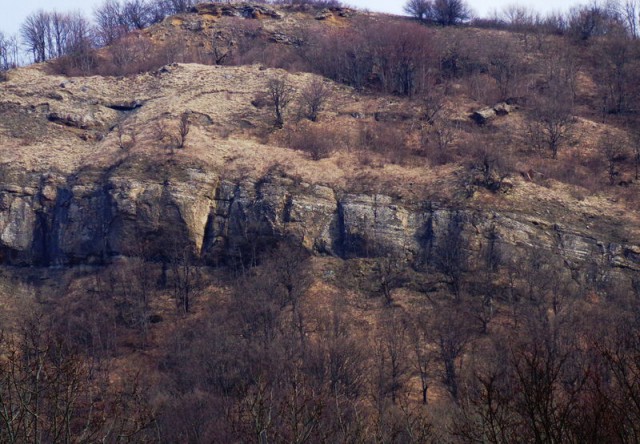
xmin=2 ymin=0 xmax=640 ymax=442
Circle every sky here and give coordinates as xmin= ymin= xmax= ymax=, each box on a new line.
xmin=1 ymin=0 xmax=589 ymax=37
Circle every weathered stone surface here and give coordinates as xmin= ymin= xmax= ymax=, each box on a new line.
xmin=470 ymin=107 xmax=496 ymax=124
xmin=193 ymin=3 xmax=283 ymax=19
xmin=374 ymin=111 xmax=413 ymax=122
xmin=0 ymin=162 xmax=638 ymax=275
xmin=0 ymin=197 xmax=36 ymax=251
xmin=315 ymin=9 xmax=334 ymax=20
xmin=493 ymin=102 xmax=512 ymax=116
xmin=104 ymin=100 xmax=144 ymax=111
xmin=47 ymin=104 xmax=119 ymax=130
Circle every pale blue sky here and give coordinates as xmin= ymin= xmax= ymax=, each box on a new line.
xmin=1 ymin=0 xmax=587 ymax=36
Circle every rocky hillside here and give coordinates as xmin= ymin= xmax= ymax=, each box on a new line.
xmin=5 ymin=2 xmax=640 ymax=442
xmin=1 ymin=62 xmax=639 ymax=275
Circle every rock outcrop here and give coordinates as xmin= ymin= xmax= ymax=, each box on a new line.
xmin=1 ymin=160 xmax=638 ymax=276
xmin=192 ymin=3 xmax=283 ymax=19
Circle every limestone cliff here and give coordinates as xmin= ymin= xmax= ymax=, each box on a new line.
xmin=1 ymin=158 xmax=638 ymax=278
xmin=0 ymin=59 xmax=638 ymax=277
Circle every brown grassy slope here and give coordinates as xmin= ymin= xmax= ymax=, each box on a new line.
xmin=0 ymin=7 xmax=639 ymax=245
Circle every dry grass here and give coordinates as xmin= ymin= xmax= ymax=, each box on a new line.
xmin=1 ymin=15 xmax=640 ymax=247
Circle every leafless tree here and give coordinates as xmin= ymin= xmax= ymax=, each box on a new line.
xmin=267 ymin=75 xmax=295 ymax=128
xmin=169 ymin=243 xmax=199 ymax=314
xmin=528 ymin=79 xmax=575 ymax=159
xmin=95 ymin=0 xmax=162 ymax=46
xmin=0 ymin=32 xmax=19 ymax=80
xmin=409 ymin=312 xmax=434 ymax=404
xmin=300 ymin=77 xmax=330 ymax=122
xmin=421 ymin=116 xmax=457 ymax=164
xmin=405 ymin=0 xmax=471 ymax=25
xmin=567 ymin=2 xmax=623 ymax=41
xmin=21 ymin=11 xmax=94 ymax=64
xmin=177 ymin=111 xmax=191 ymax=149
xmin=404 ymin=0 xmax=432 ymax=22
xmin=375 ymin=313 xmax=410 ymax=406
xmin=211 ymin=32 xmax=233 ymax=65
xmin=369 ymin=21 xmax=435 ymax=97
xmin=501 ymin=4 xmax=537 ymax=29
xmin=434 ymin=303 xmax=473 ymax=402
xmin=21 ymin=11 xmax=51 ymax=62
xmin=160 ymin=0 xmax=195 ymax=14
xmin=122 ymin=0 xmax=155 ymax=30
xmin=599 ymin=130 xmax=629 ymax=184
xmin=432 ymin=0 xmax=472 ymax=26
xmin=595 ymin=33 xmax=639 ymax=116
xmin=620 ymin=0 xmax=640 ymax=37
xmin=487 ymin=41 xmax=525 ymax=101
xmin=435 ymin=211 xmax=467 ymax=300
xmin=372 ymin=250 xmax=406 ymax=306
xmin=0 ymin=312 xmax=155 ymax=442
xmin=95 ymin=0 xmax=127 ymax=45
xmin=307 ymin=26 xmax=373 ymax=90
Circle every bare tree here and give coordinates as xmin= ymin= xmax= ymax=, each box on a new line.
xmin=372 ymin=250 xmax=406 ymax=306
xmin=21 ymin=11 xmax=50 ymax=62
xmin=369 ymin=21 xmax=435 ymax=97
xmin=596 ymin=32 xmax=639 ymax=116
xmin=405 ymin=0 xmax=470 ymax=25
xmin=122 ymin=0 xmax=154 ymax=30
xmin=421 ymin=85 xmax=445 ymax=124
xmin=177 ymin=111 xmax=191 ymax=149
xmin=300 ymin=77 xmax=330 ymax=122
xmin=404 ymin=0 xmax=432 ymax=22
xmin=501 ymin=4 xmax=537 ymax=29
xmin=95 ymin=0 xmax=162 ymax=46
xmin=21 ymin=11 xmax=94 ymax=64
xmin=528 ymin=79 xmax=575 ymax=159
xmin=267 ymin=75 xmax=295 ymax=128
xmin=599 ymin=130 xmax=629 ymax=184
xmin=95 ymin=0 xmax=127 ymax=45
xmin=375 ymin=313 xmax=410 ymax=406
xmin=628 ymin=122 xmax=640 ymax=180
xmin=51 ymin=13 xmax=97 ymax=75
xmin=307 ymin=26 xmax=374 ymax=91
xmin=487 ymin=41 xmax=524 ymax=101
xmin=0 ymin=32 xmax=19 ymax=80
xmin=567 ymin=3 xmax=623 ymax=41
xmin=409 ymin=312 xmax=434 ymax=404
xmin=435 ymin=211 xmax=467 ymax=300
xmin=432 ymin=0 xmax=472 ymax=26
xmin=170 ymin=247 xmax=199 ymax=314
xmin=421 ymin=117 xmax=457 ymax=165
xmin=434 ymin=303 xmax=473 ymax=402
xmin=620 ymin=0 xmax=640 ymax=37
xmin=0 ymin=312 xmax=155 ymax=442
xmin=211 ymin=31 xmax=233 ymax=65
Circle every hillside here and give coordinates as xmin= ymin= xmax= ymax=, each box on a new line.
xmin=1 ymin=2 xmax=640 ymax=442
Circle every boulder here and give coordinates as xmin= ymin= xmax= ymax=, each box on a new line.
xmin=104 ymin=100 xmax=144 ymax=111
xmin=493 ymin=102 xmax=512 ymax=116
xmin=374 ymin=111 xmax=413 ymax=122
xmin=470 ymin=102 xmax=513 ymax=124
xmin=315 ymin=9 xmax=333 ymax=20
xmin=470 ymin=107 xmax=496 ymax=124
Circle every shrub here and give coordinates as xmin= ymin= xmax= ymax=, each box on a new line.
xmin=299 ymin=77 xmax=330 ymax=122
xmin=287 ymin=123 xmax=336 ymax=160
xmin=356 ymin=122 xmax=410 ymax=165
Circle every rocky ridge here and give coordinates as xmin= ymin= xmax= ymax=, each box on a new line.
xmin=1 ymin=159 xmax=638 ymax=279
xmin=0 ymin=45 xmax=638 ymax=280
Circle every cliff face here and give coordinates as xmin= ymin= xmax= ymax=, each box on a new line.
xmin=0 ymin=53 xmax=638 ymax=277
xmin=2 ymin=160 xmax=638 ymax=276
